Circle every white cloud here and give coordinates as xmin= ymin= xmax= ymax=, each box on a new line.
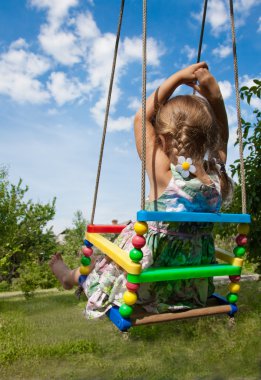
xmin=226 ymin=105 xmax=238 ymax=126
xmin=212 ymin=44 xmax=232 ymax=58
xmin=30 ymin=0 xmax=79 ymax=28
xmin=234 ymin=0 xmax=261 ymax=13
xmin=38 ymin=24 xmax=82 ymax=65
xmin=128 ymin=97 xmax=141 ymax=111
xmin=192 ymin=0 xmax=261 ymax=35
xmin=122 ymin=37 xmax=164 ymax=66
xmin=192 ymin=0 xmax=229 ymax=36
xmin=218 ymin=80 xmax=233 ymax=99
xmin=10 ymin=38 xmax=29 ymax=50
xmin=47 ymin=72 xmax=85 ymax=105
xmin=0 ymin=6 xmax=165 ymax=123
xmin=146 ymin=78 xmax=165 ymax=92
xmin=181 ymin=45 xmax=197 ymax=62
xmin=228 ymin=126 xmax=238 ymax=148
xmin=109 ymin=116 xmax=134 ymax=132
xmin=0 ymin=42 xmax=50 ymax=103
xmin=75 ymin=11 xmax=100 ymax=41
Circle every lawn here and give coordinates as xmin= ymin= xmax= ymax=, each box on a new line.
xmin=0 ymin=282 xmax=260 ymax=380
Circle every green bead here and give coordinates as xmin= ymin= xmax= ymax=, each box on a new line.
xmin=81 ymin=256 xmax=91 ymax=266
xmin=119 ymin=304 xmax=133 ymax=318
xmin=129 ymin=248 xmax=143 ymax=263
xmin=226 ymin=293 xmax=238 ymax=304
xmin=233 ymin=246 xmax=246 ymax=257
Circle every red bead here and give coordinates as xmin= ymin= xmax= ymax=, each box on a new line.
xmin=235 ymin=234 xmax=248 ymax=246
xmin=126 ymin=282 xmax=140 ymax=292
xmin=132 ymin=235 xmax=146 ymax=249
xmin=82 ymin=247 xmax=93 ymax=257
xmin=229 ymin=275 xmax=241 ymax=283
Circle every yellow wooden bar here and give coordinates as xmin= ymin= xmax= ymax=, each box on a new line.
xmin=215 ymin=247 xmax=243 ymax=267
xmin=86 ymin=232 xmax=142 ymax=275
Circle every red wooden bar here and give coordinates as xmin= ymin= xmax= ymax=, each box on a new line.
xmin=87 ymin=225 xmax=126 ymax=233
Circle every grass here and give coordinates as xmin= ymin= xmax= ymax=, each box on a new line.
xmin=0 ymin=282 xmax=261 ymax=380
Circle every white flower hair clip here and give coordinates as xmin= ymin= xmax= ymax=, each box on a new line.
xmin=176 ymin=156 xmax=196 ymax=178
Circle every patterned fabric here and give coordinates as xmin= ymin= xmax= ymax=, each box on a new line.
xmin=82 ymin=164 xmax=222 ymax=318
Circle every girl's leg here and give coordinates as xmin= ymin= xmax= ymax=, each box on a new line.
xmin=49 ymin=253 xmax=81 ymax=289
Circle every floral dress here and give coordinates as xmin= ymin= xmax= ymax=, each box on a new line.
xmin=82 ymin=164 xmax=222 ymax=318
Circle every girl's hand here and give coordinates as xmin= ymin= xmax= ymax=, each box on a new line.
xmin=177 ymin=62 xmax=209 ymax=84
xmin=189 ymin=68 xmax=222 ymax=102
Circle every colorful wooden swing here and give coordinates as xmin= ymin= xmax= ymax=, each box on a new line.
xmin=79 ymin=0 xmax=251 ymax=332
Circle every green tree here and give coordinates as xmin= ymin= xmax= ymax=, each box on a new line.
xmin=0 ymin=167 xmax=57 ymax=288
xmin=216 ymin=79 xmax=261 ymax=272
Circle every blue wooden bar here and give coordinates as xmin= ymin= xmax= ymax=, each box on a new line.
xmin=137 ymin=210 xmax=251 ymax=223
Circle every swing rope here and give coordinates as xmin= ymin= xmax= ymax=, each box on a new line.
xmin=90 ymin=0 xmax=125 ymax=224
xmin=196 ymin=0 xmax=208 ymax=63
xmin=193 ymin=0 xmax=208 ymax=95
xmin=229 ymin=0 xmax=247 ymax=214
xmin=90 ymin=0 xmax=247 ymax=222
xmin=141 ymin=0 xmax=147 ymax=210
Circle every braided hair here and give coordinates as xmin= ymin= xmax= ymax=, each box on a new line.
xmin=154 ymin=94 xmax=233 ymax=201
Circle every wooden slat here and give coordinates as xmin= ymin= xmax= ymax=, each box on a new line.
xmin=137 ymin=210 xmax=251 ymax=223
xmin=127 ymin=264 xmax=241 ymax=283
xmin=85 ymin=232 xmax=141 ymax=275
xmin=132 ymin=305 xmax=232 ymax=326
xmin=87 ymin=224 xmax=126 ymax=233
xmin=215 ymin=247 xmax=243 ymax=267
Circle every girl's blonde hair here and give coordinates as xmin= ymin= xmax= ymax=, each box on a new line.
xmin=154 ymin=94 xmax=232 ymax=201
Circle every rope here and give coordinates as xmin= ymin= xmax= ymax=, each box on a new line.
xmin=229 ymin=0 xmax=247 ymax=213
xmin=196 ymin=0 xmax=208 ymax=63
xmin=90 ymin=0 xmax=125 ymax=224
xmin=193 ymin=0 xmax=208 ymax=95
xmin=141 ymin=0 xmax=147 ymax=210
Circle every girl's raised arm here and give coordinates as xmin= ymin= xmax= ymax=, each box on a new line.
xmin=133 ymin=62 xmax=209 ymax=176
xmin=192 ymin=68 xmax=229 ymax=163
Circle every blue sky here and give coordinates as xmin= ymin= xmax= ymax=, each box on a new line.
xmin=0 ymin=0 xmax=260 ymax=233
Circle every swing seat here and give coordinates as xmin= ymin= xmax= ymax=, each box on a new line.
xmin=85 ymin=213 xmax=249 ymax=332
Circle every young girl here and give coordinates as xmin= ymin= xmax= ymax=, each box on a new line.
xmin=50 ymin=62 xmax=232 ymax=318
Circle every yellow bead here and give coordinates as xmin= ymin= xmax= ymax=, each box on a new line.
xmin=229 ymin=283 xmax=240 ymax=293
xmin=79 ymin=265 xmax=91 ymax=275
xmin=123 ymin=290 xmax=137 ymax=305
xmin=182 ymin=161 xmax=190 ymax=171
xmin=134 ymin=222 xmax=148 ymax=236
xmin=237 ymin=224 xmax=250 ymax=235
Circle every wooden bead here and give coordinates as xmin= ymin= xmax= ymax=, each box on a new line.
xmin=132 ymin=235 xmax=146 ymax=249
xmin=123 ymin=291 xmax=137 ymax=305
xmin=134 ymin=221 xmax=148 ymax=236
xmin=129 ymin=248 xmax=143 ymax=263
xmin=235 ymin=234 xmax=248 ymax=246
xmin=81 ymin=256 xmax=91 ymax=266
xmin=233 ymin=246 xmax=246 ymax=257
xmin=229 ymin=283 xmax=240 ymax=293
xmin=82 ymin=247 xmax=93 ymax=257
xmin=119 ymin=304 xmax=133 ymax=318
xmin=79 ymin=265 xmax=91 ymax=275
xmin=126 ymin=282 xmax=140 ymax=292
xmin=229 ymin=275 xmax=241 ymax=283
xmin=226 ymin=293 xmax=238 ymax=304
xmin=237 ymin=224 xmax=250 ymax=235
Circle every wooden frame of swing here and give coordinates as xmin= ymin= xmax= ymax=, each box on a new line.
xmin=85 ymin=223 xmax=244 ymax=329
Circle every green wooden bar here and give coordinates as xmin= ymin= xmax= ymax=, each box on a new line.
xmin=127 ymin=264 xmax=242 ymax=283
